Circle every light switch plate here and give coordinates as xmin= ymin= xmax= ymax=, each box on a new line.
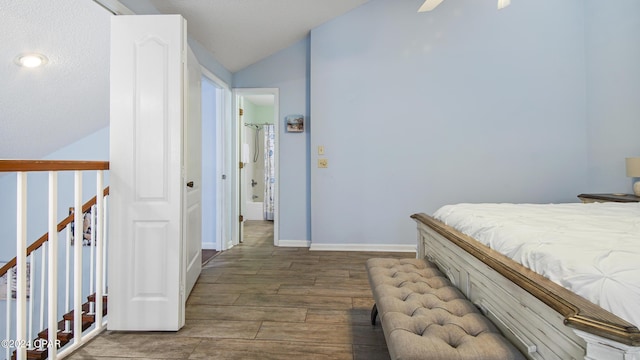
xmin=318 ymin=146 xmax=325 ymax=155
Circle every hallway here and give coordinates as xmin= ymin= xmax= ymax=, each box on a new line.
xmin=67 ymin=221 xmax=414 ymax=359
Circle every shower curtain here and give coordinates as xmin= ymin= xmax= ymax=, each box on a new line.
xmin=263 ymin=125 xmax=275 ymax=220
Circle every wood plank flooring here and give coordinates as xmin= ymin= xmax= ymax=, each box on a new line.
xmin=201 ymin=249 xmax=220 ymax=265
xmin=67 ymin=221 xmax=415 ymax=359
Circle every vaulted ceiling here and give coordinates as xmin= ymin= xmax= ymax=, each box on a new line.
xmin=0 ymin=0 xmax=110 ymax=159
xmin=0 ymin=0 xmax=370 ymax=159
xmin=121 ymin=0 xmax=370 ymax=73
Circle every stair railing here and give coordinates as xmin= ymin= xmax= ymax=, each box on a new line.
xmin=0 ymin=160 xmax=109 ymax=360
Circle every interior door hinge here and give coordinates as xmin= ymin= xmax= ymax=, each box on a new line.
xmin=239 ymin=215 xmax=244 ymax=222
xmin=239 ymin=161 xmax=244 ymax=169
xmin=239 ymin=108 xmax=244 ymax=116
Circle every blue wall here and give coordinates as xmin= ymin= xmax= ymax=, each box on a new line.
xmin=309 ymin=0 xmax=592 ymax=247
xmin=231 ymin=0 xmax=640 ymax=248
xmin=189 ymin=39 xmax=233 ymax=86
xmin=234 ymin=38 xmax=311 ymax=241
xmin=584 ymin=1 xmax=640 ymax=191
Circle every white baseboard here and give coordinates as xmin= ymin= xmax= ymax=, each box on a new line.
xmin=277 ymin=239 xmax=311 ymax=247
xmin=309 ymin=243 xmax=417 ymax=253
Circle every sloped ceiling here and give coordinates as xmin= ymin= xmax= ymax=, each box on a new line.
xmin=0 ymin=0 xmax=370 ymax=159
xmin=0 ymin=0 xmax=110 ymax=159
xmin=122 ymin=0 xmax=370 ymax=73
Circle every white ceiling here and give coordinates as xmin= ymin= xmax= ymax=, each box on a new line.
xmin=0 ymin=0 xmax=111 ymax=159
xmin=120 ymin=0 xmax=370 ymax=73
xmin=0 ymin=0 xmax=369 ymax=159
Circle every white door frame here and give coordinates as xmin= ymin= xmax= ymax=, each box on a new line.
xmin=201 ymin=67 xmax=232 ymax=251
xmin=232 ymin=88 xmax=280 ymax=246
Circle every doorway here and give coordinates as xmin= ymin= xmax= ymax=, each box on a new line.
xmin=233 ymin=88 xmax=279 ymax=246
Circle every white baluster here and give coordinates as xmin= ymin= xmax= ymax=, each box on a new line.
xmin=63 ymin=222 xmax=71 ymax=337
xmin=102 ymin=196 xmax=108 ymax=296
xmin=39 ymin=244 xmax=46 ymax=340
xmin=95 ymin=171 xmax=104 ymax=329
xmin=5 ymin=265 xmax=12 ymax=360
xmin=48 ymin=171 xmax=59 ymax=359
xmin=28 ymin=252 xmax=34 ymax=350
xmin=73 ymin=171 xmax=83 ymax=345
xmin=16 ymin=171 xmax=27 ymax=360
xmin=89 ymin=205 xmax=96 ymax=316
xmin=65 ymin=223 xmax=71 ymax=313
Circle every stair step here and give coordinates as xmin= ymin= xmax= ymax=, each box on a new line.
xmin=88 ymin=293 xmax=108 ymax=303
xmin=10 ymin=333 xmax=74 ymax=360
xmin=63 ymin=303 xmax=95 ymax=323
xmin=37 ymin=302 xmax=106 ymax=341
xmin=62 ymin=302 xmax=108 ymax=323
xmin=13 ymin=294 xmax=108 ymax=360
xmin=11 ymin=348 xmax=48 ymax=360
xmin=37 ymin=318 xmax=93 ymax=342
xmin=25 ymin=347 xmax=50 ymax=360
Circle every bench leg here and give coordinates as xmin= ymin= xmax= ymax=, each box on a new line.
xmin=371 ymin=303 xmax=378 ymax=326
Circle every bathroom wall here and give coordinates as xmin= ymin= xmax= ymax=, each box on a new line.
xmin=243 ymin=99 xmax=263 ymax=203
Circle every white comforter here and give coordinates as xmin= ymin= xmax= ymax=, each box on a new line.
xmin=433 ymin=202 xmax=640 ymax=328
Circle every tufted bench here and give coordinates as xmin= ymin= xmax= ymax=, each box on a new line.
xmin=366 ymin=258 xmax=524 ymax=360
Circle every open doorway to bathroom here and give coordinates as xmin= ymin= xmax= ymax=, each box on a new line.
xmin=234 ymin=88 xmax=279 ymax=246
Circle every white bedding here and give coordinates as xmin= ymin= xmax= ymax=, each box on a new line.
xmin=433 ymin=202 xmax=640 ymax=328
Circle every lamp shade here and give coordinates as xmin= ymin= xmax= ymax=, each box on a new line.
xmin=626 ymin=157 xmax=640 ymax=177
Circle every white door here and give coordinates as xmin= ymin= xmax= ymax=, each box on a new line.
xmin=109 ymin=14 xmax=188 ymax=331
xmin=184 ymin=47 xmax=202 ymax=297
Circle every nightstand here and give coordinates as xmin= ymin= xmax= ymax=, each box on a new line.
xmin=577 ymin=193 xmax=640 ymax=203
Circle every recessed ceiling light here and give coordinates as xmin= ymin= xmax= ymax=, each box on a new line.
xmin=14 ymin=53 xmax=48 ymax=68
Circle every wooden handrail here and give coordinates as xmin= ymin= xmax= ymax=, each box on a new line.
xmin=0 ymin=160 xmax=109 ymax=172
xmin=0 ymin=187 xmax=110 ymax=278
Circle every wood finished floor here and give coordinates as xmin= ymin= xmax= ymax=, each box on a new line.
xmin=67 ymin=221 xmax=415 ymax=359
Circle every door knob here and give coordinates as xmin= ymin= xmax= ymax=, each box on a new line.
xmin=187 ymin=181 xmax=194 ymax=188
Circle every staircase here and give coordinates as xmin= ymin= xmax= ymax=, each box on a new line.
xmin=12 ymin=294 xmax=107 ymax=360
xmin=0 ymin=160 xmax=110 ymax=360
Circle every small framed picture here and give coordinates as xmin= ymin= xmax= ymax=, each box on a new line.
xmin=286 ymin=115 xmax=304 ymax=132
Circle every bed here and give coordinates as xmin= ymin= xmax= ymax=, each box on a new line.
xmin=411 ymin=202 xmax=640 ymax=360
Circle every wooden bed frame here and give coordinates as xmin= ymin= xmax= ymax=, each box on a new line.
xmin=411 ymin=213 xmax=640 ymax=360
